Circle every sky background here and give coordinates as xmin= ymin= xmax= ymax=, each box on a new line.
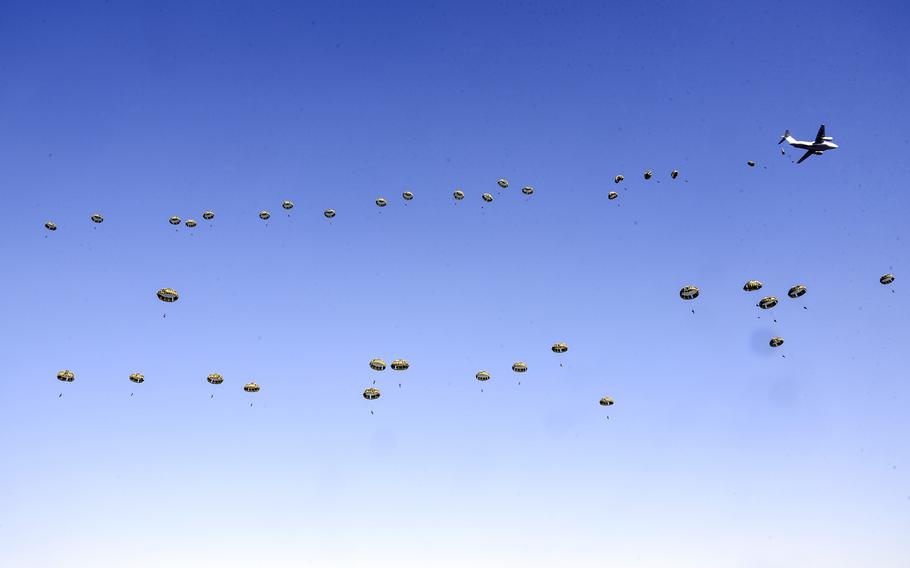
xmin=1 ymin=1 xmax=908 ymax=566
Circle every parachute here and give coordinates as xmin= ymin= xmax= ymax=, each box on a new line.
xmin=453 ymin=190 xmax=465 ymax=200
xmin=788 ymin=285 xmax=807 ymax=298
xmin=643 ymin=170 xmax=653 ymax=180
xmin=758 ymin=296 xmax=778 ymax=309
xmin=56 ymin=370 xmax=75 ymax=382
xmin=679 ymin=285 xmax=699 ymax=300
xmin=207 ymin=373 xmax=224 ymax=385
xmin=363 ymin=387 xmax=381 ymax=400
xmin=282 ymin=200 xmax=294 ymax=210
xmin=185 ymin=219 xmax=197 ymax=228
xmin=45 ymin=222 xmax=57 ymax=231
xmin=614 ymin=175 xmax=624 ymax=184
xmin=608 ymin=191 xmax=618 ymax=200
xmin=747 ymin=161 xmax=756 ymax=167
xmin=599 ymin=397 xmax=614 ymax=407
xmin=157 ymin=288 xmax=179 ymax=303
xmin=512 ymin=362 xmax=528 ymax=373
xmin=376 ymin=198 xmax=388 ymax=207
xmin=369 ymin=358 xmax=387 ymax=371
xmin=202 ymin=211 xmax=215 ymax=220
xmin=324 ymin=209 xmax=336 ymax=218
xmin=259 ymin=211 xmax=271 ymax=220
xmin=475 ymin=371 xmax=491 ymax=382
xmin=769 ymin=337 xmax=784 ymax=348
xmin=497 ymin=179 xmax=509 ymax=188
xmin=169 ymin=216 xmax=181 ymax=225
xmin=91 ymin=213 xmax=104 ymax=223
xmin=743 ymin=280 xmax=763 ymax=292
xmin=402 ymin=191 xmax=414 ymax=201
xmin=482 ymin=193 xmax=494 ymax=202
xmin=671 ymin=170 xmax=679 ymax=179
xmin=551 ymin=342 xmax=568 ymax=353
xmin=880 ymin=274 xmax=895 ymax=285
xmin=243 ymin=382 xmax=260 ymax=393
xmin=522 ymin=186 xmax=534 ymax=195
xmin=129 ymin=373 xmax=145 ymax=384
xmin=390 ymin=359 xmax=409 ymax=371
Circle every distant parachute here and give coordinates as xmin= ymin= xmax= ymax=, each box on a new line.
xmin=363 ymin=387 xmax=381 ymax=400
xmin=207 ymin=373 xmax=224 ymax=385
xmin=481 ymin=193 xmax=494 ymax=202
xmin=202 ymin=211 xmax=215 ymax=220
xmin=282 ymin=200 xmax=294 ymax=210
xmin=402 ymin=191 xmax=414 ymax=201
xmin=157 ymin=288 xmax=179 ymax=303
xmin=369 ymin=358 xmax=387 ymax=371
xmin=56 ymin=370 xmax=75 ymax=382
xmin=788 ymin=285 xmax=807 ymax=298
xmin=512 ymin=362 xmax=528 ymax=373
xmin=743 ymin=280 xmax=763 ymax=292
xmin=259 ymin=211 xmax=271 ymax=220
xmin=129 ymin=373 xmax=145 ymax=384
xmin=185 ymin=219 xmax=197 ymax=228
xmin=522 ymin=186 xmax=534 ymax=195
xmin=324 ymin=209 xmax=336 ymax=218
xmin=44 ymin=222 xmax=57 ymax=231
xmin=758 ymin=296 xmax=778 ymax=309
xmin=551 ymin=342 xmax=568 ymax=354
xmin=769 ymin=337 xmax=784 ymax=348
xmin=169 ymin=216 xmax=181 ymax=225
xmin=747 ymin=161 xmax=756 ymax=167
xmin=475 ymin=371 xmax=491 ymax=382
xmin=614 ymin=175 xmax=624 ymax=184
xmin=880 ymin=273 xmax=895 ymax=285
xmin=453 ymin=190 xmax=465 ymax=200
xmin=643 ymin=170 xmax=653 ymax=180
xmin=91 ymin=213 xmax=104 ymax=223
xmin=497 ymin=179 xmax=509 ymax=188
xmin=671 ymin=170 xmax=679 ymax=179
xmin=390 ymin=359 xmax=410 ymax=371
xmin=376 ymin=198 xmax=388 ymax=207
xmin=599 ymin=396 xmax=614 ymax=407
xmin=608 ymin=191 xmax=618 ymax=200
xmin=243 ymin=382 xmax=260 ymax=393
xmin=679 ymin=285 xmax=699 ymax=300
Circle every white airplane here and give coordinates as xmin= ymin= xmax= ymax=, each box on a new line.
xmin=779 ymin=124 xmax=838 ymax=163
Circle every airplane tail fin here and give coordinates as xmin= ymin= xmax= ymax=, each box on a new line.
xmin=778 ymin=129 xmax=791 ymax=145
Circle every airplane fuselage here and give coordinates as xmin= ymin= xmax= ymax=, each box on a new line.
xmin=787 ymin=139 xmax=838 ymax=152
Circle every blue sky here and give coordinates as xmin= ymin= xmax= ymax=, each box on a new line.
xmin=1 ymin=1 xmax=908 ymax=566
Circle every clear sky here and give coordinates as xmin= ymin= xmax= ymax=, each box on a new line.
xmin=1 ymin=1 xmax=908 ymax=566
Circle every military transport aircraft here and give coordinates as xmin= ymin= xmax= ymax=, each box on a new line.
xmin=779 ymin=124 xmax=838 ymax=163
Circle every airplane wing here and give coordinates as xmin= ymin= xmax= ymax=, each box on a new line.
xmin=814 ymin=124 xmax=826 ymax=143
xmin=797 ymin=150 xmax=814 ymax=164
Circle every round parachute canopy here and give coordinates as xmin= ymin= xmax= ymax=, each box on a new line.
xmin=643 ymin=170 xmax=653 ymax=180
xmin=324 ymin=209 xmax=336 ymax=218
xmin=202 ymin=211 xmax=215 ymax=220
xmin=282 ymin=200 xmax=294 ymax=210
xmin=185 ymin=219 xmax=197 ymax=228
xmin=402 ymin=191 xmax=414 ymax=201
xmin=522 ymin=186 xmax=534 ymax=195
xmin=376 ymin=198 xmax=388 ymax=207
xmin=453 ymin=190 xmax=465 ymax=200
xmin=259 ymin=210 xmax=271 ymax=220
xmin=369 ymin=358 xmax=387 ymax=371
xmin=91 ymin=213 xmax=104 ymax=223
xmin=157 ymin=288 xmax=179 ymax=303
xmin=769 ymin=337 xmax=784 ymax=348
xmin=679 ymin=285 xmax=699 ymax=300
xmin=129 ymin=373 xmax=145 ymax=384
xmin=169 ymin=216 xmax=181 ymax=225
xmin=497 ymin=179 xmax=509 ymax=188
xmin=758 ymin=296 xmax=778 ymax=309
xmin=743 ymin=280 xmax=763 ymax=292
xmin=481 ymin=193 xmax=493 ymax=202
xmin=363 ymin=387 xmax=381 ymax=400
xmin=599 ymin=396 xmax=614 ymax=407
xmin=390 ymin=359 xmax=409 ymax=371
xmin=243 ymin=382 xmax=260 ymax=393
xmin=45 ymin=222 xmax=57 ymax=231
xmin=56 ymin=369 xmax=75 ymax=382
xmin=880 ymin=273 xmax=895 ymax=285
xmin=747 ymin=160 xmax=756 ymax=167
xmin=551 ymin=342 xmax=568 ymax=354
xmin=608 ymin=191 xmax=618 ymax=200
xmin=614 ymin=175 xmax=624 ymax=184
xmin=512 ymin=362 xmax=528 ymax=373
xmin=475 ymin=371 xmax=491 ymax=382
xmin=671 ymin=170 xmax=679 ymax=179
xmin=207 ymin=373 xmax=224 ymax=385
xmin=788 ymin=284 xmax=807 ymax=298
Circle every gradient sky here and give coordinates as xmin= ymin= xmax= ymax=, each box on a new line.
xmin=1 ymin=1 xmax=908 ymax=566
